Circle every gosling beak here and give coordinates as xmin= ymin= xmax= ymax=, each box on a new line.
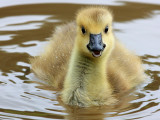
xmin=87 ymin=33 xmax=106 ymax=57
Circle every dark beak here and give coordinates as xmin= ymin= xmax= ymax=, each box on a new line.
xmin=87 ymin=33 xmax=106 ymax=57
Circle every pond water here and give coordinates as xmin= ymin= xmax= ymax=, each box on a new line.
xmin=0 ymin=0 xmax=160 ymax=120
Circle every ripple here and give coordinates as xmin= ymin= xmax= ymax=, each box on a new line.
xmin=0 ymin=15 xmax=50 ymax=27
xmin=0 ymin=41 xmax=48 ymax=56
xmin=0 ymin=0 xmax=122 ymax=8
xmin=0 ymin=34 xmax=16 ymax=41
xmin=0 ymin=23 xmax=43 ymax=31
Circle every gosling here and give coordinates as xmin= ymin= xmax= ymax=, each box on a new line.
xmin=30 ymin=7 xmax=145 ymax=107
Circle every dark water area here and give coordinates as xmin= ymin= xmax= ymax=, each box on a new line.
xmin=0 ymin=0 xmax=160 ymax=119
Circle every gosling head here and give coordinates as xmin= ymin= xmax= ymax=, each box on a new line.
xmin=76 ymin=7 xmax=114 ymax=58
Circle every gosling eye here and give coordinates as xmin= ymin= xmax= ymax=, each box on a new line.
xmin=104 ymin=26 xmax=108 ymax=33
xmin=81 ymin=26 xmax=86 ymax=34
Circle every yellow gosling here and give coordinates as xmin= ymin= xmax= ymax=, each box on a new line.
xmin=30 ymin=7 xmax=145 ymax=107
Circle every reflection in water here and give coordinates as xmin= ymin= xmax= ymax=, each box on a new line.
xmin=142 ymin=55 xmax=160 ymax=91
xmin=0 ymin=1 xmax=160 ymax=120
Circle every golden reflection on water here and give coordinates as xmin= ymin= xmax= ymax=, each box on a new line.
xmin=0 ymin=1 xmax=160 ymax=120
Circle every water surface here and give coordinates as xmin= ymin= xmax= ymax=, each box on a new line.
xmin=0 ymin=0 xmax=160 ymax=119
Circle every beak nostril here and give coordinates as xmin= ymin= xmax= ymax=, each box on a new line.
xmin=87 ymin=44 xmax=90 ymax=50
xmin=103 ymin=44 xmax=106 ymax=48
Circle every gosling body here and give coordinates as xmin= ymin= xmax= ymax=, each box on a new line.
xmin=30 ymin=7 xmax=144 ymax=107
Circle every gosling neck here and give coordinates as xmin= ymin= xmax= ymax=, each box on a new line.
xmin=63 ymin=44 xmax=112 ymax=93
xmin=62 ymin=40 xmax=114 ymax=106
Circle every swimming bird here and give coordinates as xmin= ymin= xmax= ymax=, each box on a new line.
xmin=30 ymin=7 xmax=144 ymax=107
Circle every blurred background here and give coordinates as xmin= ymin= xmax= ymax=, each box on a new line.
xmin=0 ymin=0 xmax=160 ymax=119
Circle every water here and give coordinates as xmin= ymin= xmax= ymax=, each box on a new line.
xmin=0 ymin=0 xmax=160 ymax=119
